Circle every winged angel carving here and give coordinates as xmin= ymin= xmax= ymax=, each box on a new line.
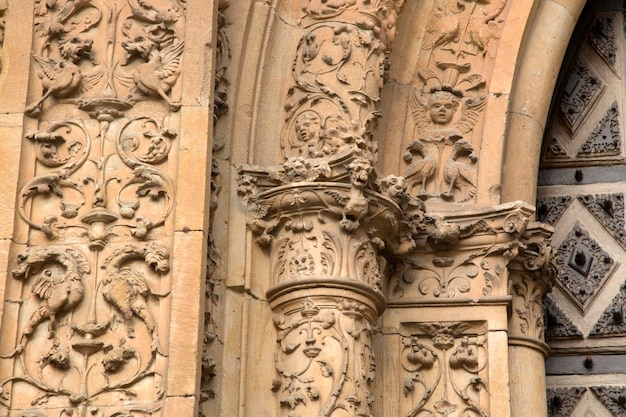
xmin=404 ymin=85 xmax=485 ymax=202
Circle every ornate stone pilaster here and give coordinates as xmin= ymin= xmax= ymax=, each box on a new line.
xmin=507 ymin=223 xmax=554 ymax=417
xmin=382 ymin=202 xmax=541 ymax=417
xmin=0 ymin=0 xmax=216 ymax=415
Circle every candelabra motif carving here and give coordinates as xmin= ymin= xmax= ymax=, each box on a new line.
xmin=27 ymin=0 xmax=185 ymax=118
xmin=0 ymin=1 xmax=185 ymax=415
xmin=401 ymin=0 xmax=509 ymax=203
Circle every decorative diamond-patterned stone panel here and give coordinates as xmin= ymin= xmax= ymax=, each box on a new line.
xmin=579 ymin=193 xmax=626 ymax=249
xmin=559 ymin=60 xmax=603 ymax=131
xmin=547 ymin=387 xmax=587 ymax=417
xmin=544 ymin=295 xmax=583 ymax=338
xmin=590 ymin=386 xmax=626 ymax=417
xmin=589 ymin=15 xmax=617 ymax=67
xmin=577 ymin=102 xmax=620 ymax=157
xmin=555 ymin=223 xmax=615 ymax=311
xmin=590 ymin=281 xmax=626 ymax=336
xmin=537 ymin=196 xmax=572 ymax=226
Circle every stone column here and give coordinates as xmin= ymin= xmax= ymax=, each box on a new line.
xmin=239 ymin=158 xmax=408 ymax=417
xmin=237 ymin=0 xmax=404 ymax=415
xmin=507 ymin=223 xmax=554 ymax=417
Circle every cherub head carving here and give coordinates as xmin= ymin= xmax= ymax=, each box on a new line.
xmin=294 ymin=111 xmax=321 ymax=143
xmin=427 ymin=90 xmax=460 ymax=125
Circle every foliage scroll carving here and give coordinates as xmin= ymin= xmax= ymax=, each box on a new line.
xmin=400 ymin=322 xmax=490 ymax=417
xmin=0 ymin=1 xmax=185 ymax=415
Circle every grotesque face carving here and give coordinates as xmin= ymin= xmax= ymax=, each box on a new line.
xmin=348 ymin=157 xmax=373 ymax=188
xmin=289 ymin=249 xmax=314 ymax=278
xmin=428 ymin=91 xmax=459 ymax=125
xmin=284 ymin=157 xmax=310 ymax=181
xmin=379 ymin=175 xmax=408 ymax=201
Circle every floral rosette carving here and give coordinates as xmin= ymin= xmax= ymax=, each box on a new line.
xmin=0 ymin=243 xmax=170 ymax=414
xmin=401 ymin=322 xmax=489 ymax=417
xmin=271 ymin=298 xmax=377 ymax=417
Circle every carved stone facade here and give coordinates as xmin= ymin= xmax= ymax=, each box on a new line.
xmin=0 ymin=0 xmax=615 ymax=416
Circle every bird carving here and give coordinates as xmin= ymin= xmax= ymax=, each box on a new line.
xmin=464 ymin=1 xmax=506 ymax=57
xmin=403 ymin=140 xmax=437 ymax=199
xmin=20 ymin=269 xmax=85 ymax=347
xmin=25 ymin=37 xmax=102 ymax=117
xmin=423 ymin=6 xmax=459 ymax=50
xmin=118 ymin=37 xmax=184 ymax=111
xmin=441 ymin=139 xmax=477 ymax=202
xmin=102 ymin=267 xmax=160 ymax=351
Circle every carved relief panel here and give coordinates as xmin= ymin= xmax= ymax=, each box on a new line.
xmin=539 ymin=9 xmax=626 ymax=417
xmin=0 ymin=1 xmax=186 ymax=415
xmin=376 ymin=0 xmax=511 ymax=205
xmin=400 ymin=321 xmax=490 ymax=417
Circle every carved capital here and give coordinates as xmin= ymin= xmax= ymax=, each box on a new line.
xmin=239 ymin=160 xmax=403 ymax=307
xmin=506 ymin=222 xmax=554 ymax=351
xmin=387 ymin=202 xmax=535 ymax=302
